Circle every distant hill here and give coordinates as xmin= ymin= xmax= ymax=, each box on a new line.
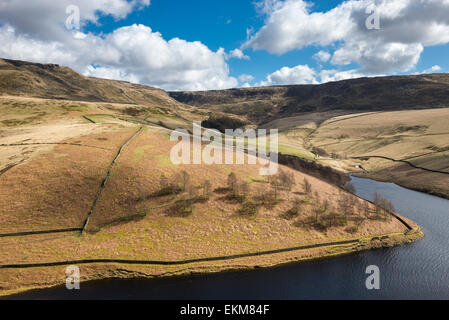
xmin=2 ymin=58 xmax=448 ymax=124
xmin=0 ymin=58 xmax=183 ymax=109
xmin=169 ymin=74 xmax=449 ymax=123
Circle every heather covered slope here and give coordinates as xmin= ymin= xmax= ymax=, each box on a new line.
xmin=169 ymin=74 xmax=449 ymax=123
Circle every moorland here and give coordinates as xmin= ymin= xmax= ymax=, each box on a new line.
xmin=0 ymin=58 xmax=434 ymax=295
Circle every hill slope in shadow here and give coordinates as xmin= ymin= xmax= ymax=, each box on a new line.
xmin=169 ymin=74 xmax=449 ymax=123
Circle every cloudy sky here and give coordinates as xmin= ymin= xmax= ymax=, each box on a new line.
xmin=0 ymin=0 xmax=448 ymax=91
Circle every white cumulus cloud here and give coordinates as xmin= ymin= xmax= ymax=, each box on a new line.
xmin=313 ymin=50 xmax=331 ymax=63
xmin=238 ymin=74 xmax=255 ymax=82
xmin=319 ymin=69 xmax=368 ymax=83
xmin=227 ymin=49 xmax=250 ymax=60
xmin=0 ymin=0 xmax=238 ymax=91
xmin=245 ymin=0 xmax=449 ymax=75
xmin=259 ymin=64 xmax=380 ymax=86
xmin=259 ymin=64 xmax=318 ymax=86
xmin=423 ymin=65 xmax=442 ymax=73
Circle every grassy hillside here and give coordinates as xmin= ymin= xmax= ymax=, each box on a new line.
xmin=1 ymin=58 xmax=446 ymax=200
xmin=0 ymin=58 xmax=190 ymax=111
xmin=170 ymin=74 xmax=449 ymax=123
xmin=0 ymin=90 xmax=421 ymax=296
xmin=248 ymin=107 xmax=449 ymax=199
xmin=170 ymin=73 xmax=449 ymax=199
xmin=309 ymin=109 xmax=449 ymax=198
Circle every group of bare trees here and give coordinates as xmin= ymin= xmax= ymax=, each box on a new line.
xmin=159 ymin=170 xmax=211 ymax=199
xmin=292 ymin=177 xmax=396 ymax=232
xmin=226 ymin=170 xmax=299 ymax=216
xmin=157 ymin=168 xmax=396 ymax=230
xmin=158 ymin=170 xmax=212 ymax=216
xmin=343 ymin=182 xmax=356 ymax=194
xmin=254 ymin=170 xmax=297 ymax=207
xmin=270 ymin=170 xmax=296 ymax=199
xmin=227 ymin=172 xmax=250 ymax=201
xmin=372 ymin=192 xmax=394 ymax=221
xmin=227 ymin=170 xmax=297 ymax=205
xmin=345 ymin=191 xmax=395 ymax=222
xmin=226 ymin=172 xmax=260 ymax=216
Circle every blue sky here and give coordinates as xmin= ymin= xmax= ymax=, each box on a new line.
xmin=0 ymin=0 xmax=448 ymax=90
xmin=82 ymin=0 xmax=363 ymax=84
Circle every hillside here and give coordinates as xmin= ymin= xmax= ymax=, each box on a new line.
xmin=0 ymin=99 xmax=420 ymax=295
xmin=170 ymin=74 xmax=449 ymax=200
xmin=170 ymin=74 xmax=449 ymax=123
xmin=0 ymin=58 xmax=186 ymax=110
xmin=0 ymin=58 xmax=447 ymax=200
xmin=0 ymin=59 xmax=422 ymax=296
xmin=308 ymin=109 xmax=449 ymax=199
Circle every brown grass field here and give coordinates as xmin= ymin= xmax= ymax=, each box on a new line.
xmin=0 ymin=95 xmax=423 ymax=296
xmin=252 ymin=108 xmax=449 ymax=199
xmin=308 ymin=108 xmax=449 ymax=198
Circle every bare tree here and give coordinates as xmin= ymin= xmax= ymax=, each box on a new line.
xmin=160 ymin=174 xmax=169 ymax=189
xmin=228 ymin=172 xmax=238 ymax=194
xmin=314 ymin=191 xmax=321 ymax=205
xmin=363 ymin=201 xmax=372 ymax=219
xmin=187 ymin=184 xmax=198 ymax=198
xmin=373 ymin=192 xmax=395 ymax=220
xmin=344 ymin=182 xmax=357 ymax=194
xmin=278 ymin=170 xmax=296 ymax=191
xmin=176 ymin=170 xmax=190 ymax=192
xmin=240 ymin=181 xmax=250 ymax=197
xmin=303 ymin=178 xmax=312 ymax=195
xmin=158 ymin=174 xmax=179 ymax=196
xmin=284 ymin=197 xmax=302 ymax=219
xmin=203 ymin=180 xmax=212 ymax=198
xmin=339 ymin=195 xmax=353 ymax=218
xmin=353 ymin=198 xmax=362 ymax=216
xmin=314 ymin=205 xmax=323 ymax=222
xmin=270 ymin=176 xmax=281 ymax=199
xmin=323 ymin=199 xmax=330 ymax=212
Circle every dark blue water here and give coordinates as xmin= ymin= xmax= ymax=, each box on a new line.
xmin=7 ymin=177 xmax=449 ymax=300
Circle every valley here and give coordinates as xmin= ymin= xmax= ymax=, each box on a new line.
xmin=2 ymin=58 xmax=446 ymax=296
xmin=171 ymin=84 xmax=449 ymax=200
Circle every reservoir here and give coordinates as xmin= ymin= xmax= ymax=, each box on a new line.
xmin=7 ymin=176 xmax=449 ymax=300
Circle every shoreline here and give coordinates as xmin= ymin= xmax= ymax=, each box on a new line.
xmin=0 ymin=153 xmax=429 ymax=298
xmin=1 ymin=226 xmax=424 ymax=298
xmin=351 ymin=172 xmax=449 ymax=201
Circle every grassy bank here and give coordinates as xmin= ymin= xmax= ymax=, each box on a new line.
xmin=1 ymin=225 xmax=423 ymax=297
